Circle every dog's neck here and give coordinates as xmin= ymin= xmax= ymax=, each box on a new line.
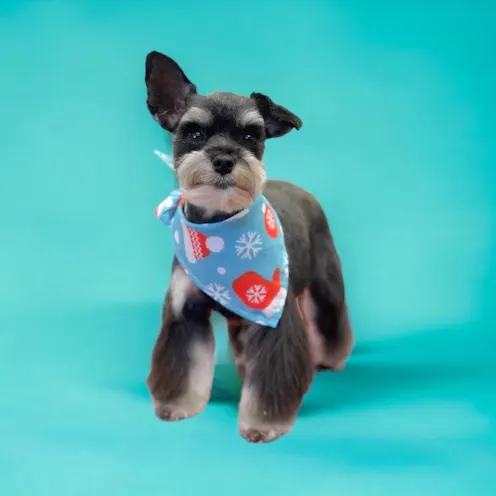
xmin=183 ymin=202 xmax=241 ymax=224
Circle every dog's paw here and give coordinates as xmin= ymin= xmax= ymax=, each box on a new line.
xmin=316 ymin=351 xmax=350 ymax=372
xmin=316 ymin=355 xmax=349 ymax=372
xmin=239 ymin=425 xmax=290 ymax=444
xmin=238 ymin=386 xmax=295 ymax=443
xmin=311 ymin=328 xmax=354 ymax=372
xmin=319 ymin=338 xmax=354 ymax=372
xmin=152 ymin=397 xmax=206 ymax=422
xmin=329 ymin=355 xmax=348 ymax=372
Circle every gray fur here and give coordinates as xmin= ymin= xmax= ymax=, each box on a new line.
xmin=144 ymin=51 xmax=354 ymax=443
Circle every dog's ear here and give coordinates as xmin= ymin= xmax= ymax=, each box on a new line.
xmin=250 ymin=92 xmax=302 ymax=138
xmin=145 ymin=51 xmax=197 ymax=132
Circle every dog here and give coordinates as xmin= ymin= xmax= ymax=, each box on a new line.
xmin=145 ymin=51 xmax=354 ymax=443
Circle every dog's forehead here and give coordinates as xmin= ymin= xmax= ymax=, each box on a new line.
xmin=188 ymin=92 xmax=264 ymax=126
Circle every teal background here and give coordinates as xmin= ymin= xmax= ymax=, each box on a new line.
xmin=1 ymin=0 xmax=495 ymax=494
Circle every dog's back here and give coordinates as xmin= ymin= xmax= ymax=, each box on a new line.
xmin=264 ymin=179 xmax=342 ymax=295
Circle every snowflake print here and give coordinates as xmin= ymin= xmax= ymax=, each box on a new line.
xmin=205 ymin=283 xmax=231 ymax=305
xmin=246 ymin=284 xmax=267 ymax=304
xmin=236 ymin=231 xmax=263 ymax=259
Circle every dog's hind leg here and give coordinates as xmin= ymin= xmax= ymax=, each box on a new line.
xmin=301 ymin=218 xmax=354 ymax=372
xmin=300 ymin=285 xmax=353 ymax=371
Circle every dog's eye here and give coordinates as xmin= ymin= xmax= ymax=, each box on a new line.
xmin=181 ymin=122 xmax=207 ymax=141
xmin=189 ymin=131 xmax=204 ymax=141
xmin=242 ymin=125 xmax=262 ymax=143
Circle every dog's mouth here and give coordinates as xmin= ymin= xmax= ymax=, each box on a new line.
xmin=176 ymin=152 xmax=266 ymax=213
xmin=186 ymin=169 xmax=246 ymax=193
xmin=183 ymin=184 xmax=254 ymax=214
xmin=212 ymin=174 xmax=237 ymax=190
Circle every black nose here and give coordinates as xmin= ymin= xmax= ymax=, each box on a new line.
xmin=212 ymin=154 xmax=235 ymax=175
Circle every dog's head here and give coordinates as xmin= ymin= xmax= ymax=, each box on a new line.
xmin=145 ymin=51 xmax=302 ymax=214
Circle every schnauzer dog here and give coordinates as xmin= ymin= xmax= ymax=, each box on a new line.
xmin=145 ymin=51 xmax=354 ymax=443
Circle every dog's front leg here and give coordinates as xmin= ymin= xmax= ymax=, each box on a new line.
xmin=147 ymin=263 xmax=215 ymax=421
xmin=238 ymin=291 xmax=314 ymax=443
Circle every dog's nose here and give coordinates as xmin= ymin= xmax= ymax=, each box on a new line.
xmin=212 ymin=154 xmax=235 ymax=175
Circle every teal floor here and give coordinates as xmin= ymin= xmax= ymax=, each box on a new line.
xmin=1 ymin=1 xmax=495 ymax=495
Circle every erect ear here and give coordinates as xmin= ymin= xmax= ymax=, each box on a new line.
xmin=145 ymin=51 xmax=197 ymax=132
xmin=250 ymin=92 xmax=302 ymax=138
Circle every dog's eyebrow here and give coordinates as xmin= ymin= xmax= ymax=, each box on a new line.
xmin=180 ymin=107 xmax=213 ymax=126
xmin=238 ymin=109 xmax=264 ymax=127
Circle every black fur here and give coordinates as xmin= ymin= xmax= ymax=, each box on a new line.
xmin=145 ymin=51 xmax=354 ymax=443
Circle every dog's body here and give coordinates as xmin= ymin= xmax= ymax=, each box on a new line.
xmin=145 ymin=52 xmax=354 ymax=443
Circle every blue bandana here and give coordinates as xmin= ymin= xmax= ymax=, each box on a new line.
xmin=155 ymin=190 xmax=289 ymax=328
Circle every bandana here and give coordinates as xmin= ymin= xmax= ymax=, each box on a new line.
xmin=155 ymin=190 xmax=289 ymax=328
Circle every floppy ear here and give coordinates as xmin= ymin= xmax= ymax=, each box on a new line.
xmin=250 ymin=92 xmax=302 ymax=138
xmin=145 ymin=51 xmax=197 ymax=132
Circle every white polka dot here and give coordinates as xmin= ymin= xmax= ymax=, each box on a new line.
xmin=174 ymin=230 xmax=180 ymax=244
xmin=217 ymin=267 xmax=226 ymax=275
xmin=206 ymin=236 xmax=224 ymax=253
xmin=163 ymin=196 xmax=174 ymax=208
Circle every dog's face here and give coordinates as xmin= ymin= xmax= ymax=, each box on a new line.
xmin=145 ymin=51 xmax=302 ymax=214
